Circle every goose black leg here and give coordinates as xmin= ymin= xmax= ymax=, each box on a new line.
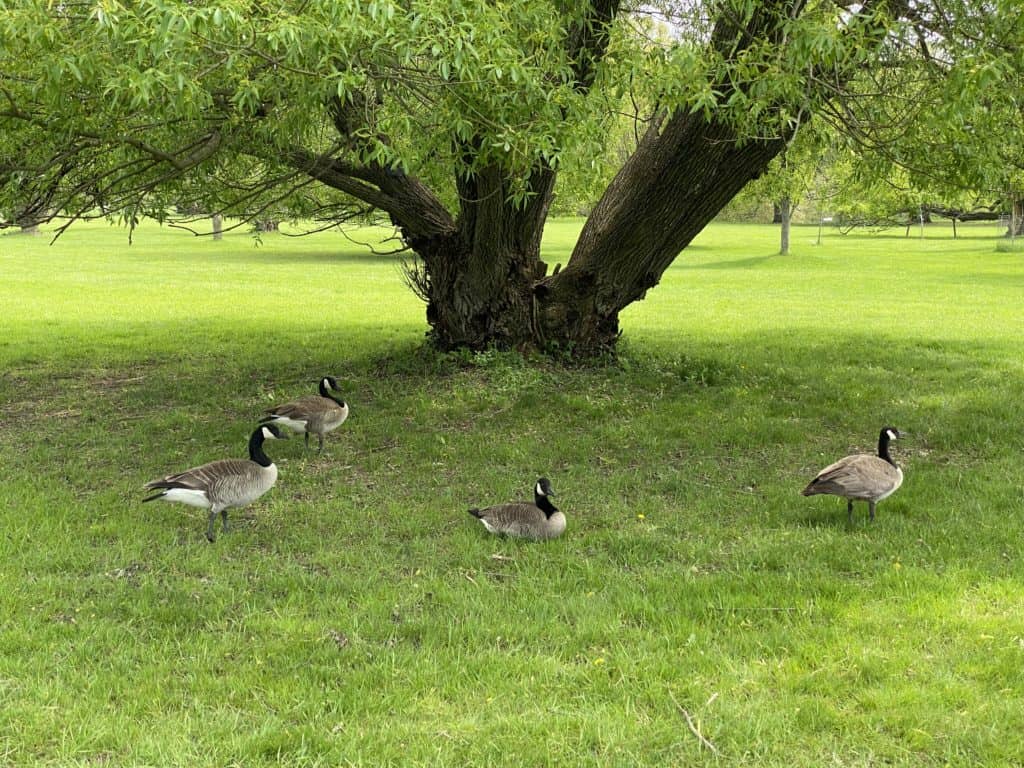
xmin=869 ymin=502 xmax=876 ymax=521
xmin=304 ymin=432 xmax=310 ymax=449
xmin=221 ymin=509 xmax=229 ymax=533
xmin=317 ymin=434 xmax=325 ymax=454
xmin=206 ymin=511 xmax=217 ymax=542
xmin=847 ymin=499 xmax=854 ymax=523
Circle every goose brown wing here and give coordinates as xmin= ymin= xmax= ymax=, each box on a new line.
xmin=477 ymin=502 xmax=546 ymax=533
xmin=145 ymin=459 xmax=254 ymax=492
xmin=805 ymin=455 xmax=898 ymax=498
xmin=267 ymin=395 xmax=326 ymax=419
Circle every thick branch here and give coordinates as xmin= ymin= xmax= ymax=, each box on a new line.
xmin=280 ymin=147 xmax=456 ymax=241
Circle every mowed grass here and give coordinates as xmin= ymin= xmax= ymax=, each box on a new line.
xmin=1 ymin=218 xmax=1023 ymax=766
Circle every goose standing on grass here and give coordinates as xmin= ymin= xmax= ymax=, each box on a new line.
xmin=143 ymin=424 xmax=286 ymax=542
xmin=802 ymin=426 xmax=904 ymax=522
xmin=468 ymin=477 xmax=566 ymax=540
xmin=260 ymin=376 xmax=349 ymax=453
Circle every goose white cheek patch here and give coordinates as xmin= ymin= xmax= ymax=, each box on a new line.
xmin=536 ymin=482 xmax=544 ymax=496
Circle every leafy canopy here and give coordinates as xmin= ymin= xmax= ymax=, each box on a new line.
xmin=1 ymin=0 xmax=918 ymax=228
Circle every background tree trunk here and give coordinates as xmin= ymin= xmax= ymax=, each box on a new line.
xmin=779 ymin=197 xmax=792 ymax=255
xmin=1008 ymin=198 xmax=1024 ymax=238
xmin=212 ymin=214 xmax=223 ymax=241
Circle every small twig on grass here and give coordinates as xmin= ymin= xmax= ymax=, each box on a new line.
xmin=489 ymin=553 xmax=515 ymax=561
xmin=669 ymin=691 xmax=720 ymax=756
xmin=707 ymin=605 xmax=799 ymax=613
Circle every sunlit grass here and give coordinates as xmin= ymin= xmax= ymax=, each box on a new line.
xmin=0 ymin=217 xmax=1021 ymax=766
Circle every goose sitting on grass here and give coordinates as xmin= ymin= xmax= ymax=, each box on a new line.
xmin=468 ymin=477 xmax=566 ymax=540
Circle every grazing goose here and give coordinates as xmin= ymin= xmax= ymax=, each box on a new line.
xmin=468 ymin=477 xmax=566 ymax=540
xmin=143 ymin=424 xmax=286 ymax=541
xmin=802 ymin=426 xmax=904 ymax=521
xmin=260 ymin=376 xmax=349 ymax=453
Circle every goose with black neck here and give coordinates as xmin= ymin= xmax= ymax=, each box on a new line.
xmin=143 ymin=424 xmax=286 ymax=541
xmin=802 ymin=426 xmax=904 ymax=522
xmin=261 ymin=375 xmax=349 ymax=453
xmin=468 ymin=477 xmax=567 ymax=540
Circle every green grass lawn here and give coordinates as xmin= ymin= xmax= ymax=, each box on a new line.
xmin=1 ymin=218 xmax=1022 ymax=766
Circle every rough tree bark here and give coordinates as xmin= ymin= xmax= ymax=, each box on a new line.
xmin=535 ymin=113 xmax=786 ymax=352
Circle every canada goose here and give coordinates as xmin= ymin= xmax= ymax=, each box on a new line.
xmin=468 ymin=477 xmax=566 ymax=540
xmin=143 ymin=424 xmax=286 ymax=541
xmin=802 ymin=426 xmax=904 ymax=521
xmin=260 ymin=376 xmax=349 ymax=453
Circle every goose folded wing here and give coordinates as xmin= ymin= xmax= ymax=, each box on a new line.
xmin=149 ymin=459 xmax=255 ymax=491
xmin=484 ymin=503 xmax=545 ymax=528
xmin=268 ymin=396 xmax=324 ymax=418
xmin=812 ymin=456 xmax=892 ymax=497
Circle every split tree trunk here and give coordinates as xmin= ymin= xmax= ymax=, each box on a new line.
xmin=405 ymin=112 xmax=786 ymax=355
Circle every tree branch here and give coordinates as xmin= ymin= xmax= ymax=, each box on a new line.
xmin=278 ymin=146 xmax=456 ymax=241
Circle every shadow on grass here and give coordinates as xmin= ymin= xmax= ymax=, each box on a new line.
xmin=673 ymin=253 xmax=778 ymax=270
xmin=154 ymin=249 xmax=408 ymax=268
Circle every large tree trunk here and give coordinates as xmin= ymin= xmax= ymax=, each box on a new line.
xmin=408 ymin=165 xmax=554 ymax=351
xmin=394 ymin=116 xmax=788 ymax=356
xmin=403 ymin=112 xmax=786 ymax=355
